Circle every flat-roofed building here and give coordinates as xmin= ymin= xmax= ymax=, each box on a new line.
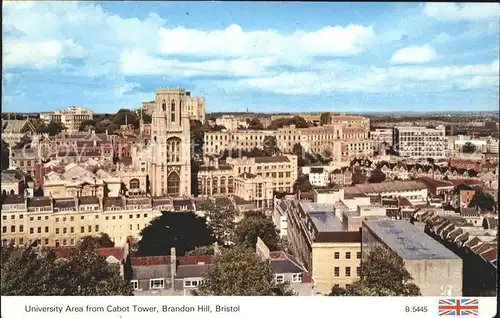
xmin=370 ymin=128 xmax=393 ymax=146
xmin=394 ymin=125 xmax=446 ymax=159
xmin=362 ymin=219 xmax=462 ymax=296
xmin=40 ymin=106 xmax=94 ymax=132
xmin=286 ymin=200 xmax=362 ymax=294
xmin=344 ymin=180 xmax=428 ymax=204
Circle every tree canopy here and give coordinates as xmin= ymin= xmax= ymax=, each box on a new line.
xmin=79 ymin=233 xmax=115 ymax=249
xmin=267 ymin=116 xmax=309 ymax=130
xmin=1 ymin=140 xmax=10 ymax=171
xmin=203 ymin=204 xmax=236 ymax=244
xmin=247 ymin=118 xmax=264 ymax=130
xmin=368 ymin=169 xmax=386 ymax=183
xmin=37 ymin=121 xmax=65 ymax=136
xmin=1 ymin=240 xmax=132 ymax=296
xmin=294 ymin=174 xmax=313 ymax=192
xmin=232 ymin=214 xmax=280 ymax=251
xmin=186 ymin=245 xmax=217 ymax=256
xmin=328 ymin=246 xmax=421 ymax=296
xmin=468 ymin=189 xmax=496 ymax=212
xmin=461 ymin=142 xmax=477 ymax=154
xmin=135 ymin=213 xmax=215 ymax=257
xmin=263 ymin=135 xmax=280 ymax=156
xmin=196 ymin=246 xmax=295 ymax=296
xmin=320 ymin=112 xmax=332 ymax=125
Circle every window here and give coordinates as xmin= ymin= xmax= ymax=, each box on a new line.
xmin=167 ymin=172 xmax=180 ymax=196
xmin=357 ymin=252 xmax=361 ymax=259
xmin=19 ymin=225 xmax=24 ymax=233
xmin=184 ymin=280 xmax=200 ymax=287
xmin=334 ymin=267 xmax=340 ymax=277
xmin=292 ymin=273 xmax=302 ymax=283
xmin=149 ymin=278 xmax=164 ymax=289
xmin=170 ymin=100 xmax=176 ymax=122
xmin=130 ymin=280 xmax=139 ymax=290
xmin=136 ymin=214 xmax=140 ymax=219
xmin=144 ymin=213 xmax=148 ymax=218
xmin=2 ymin=226 xmax=6 ymax=233
xmin=88 ymin=225 xmax=92 ymax=233
xmin=37 ymin=216 xmax=41 ymax=221
xmin=129 ymin=214 xmax=133 ymax=219
xmin=30 ymin=217 xmax=34 ymax=221
xmin=44 ymin=239 xmax=49 ymax=245
xmin=357 ymin=267 xmax=361 ymax=277
xmin=81 ymin=226 xmax=84 ymax=233
xmin=334 ymin=252 xmax=340 ymax=259
xmin=2 ymin=216 xmax=6 ymax=220
xmin=55 ymin=228 xmax=60 ymax=234
xmin=10 ymin=226 xmax=15 ymax=233
xmin=95 ymin=225 xmax=99 ymax=232
xmin=63 ymin=217 xmax=67 ymax=222
xmin=345 ymin=267 xmax=351 ymax=277
xmin=70 ymin=216 xmax=74 ymax=221
xmin=275 ymin=274 xmax=284 ymax=283
xmin=44 ymin=226 xmax=49 ymax=233
xmin=63 ymin=227 xmax=67 ymax=234
xmin=345 ymin=252 xmax=351 ymax=259
xmin=19 ymin=238 xmax=24 ymax=245
xmin=56 ymin=217 xmax=59 ymax=223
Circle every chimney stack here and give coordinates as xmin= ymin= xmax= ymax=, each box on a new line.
xmin=170 ymin=247 xmax=176 ymax=290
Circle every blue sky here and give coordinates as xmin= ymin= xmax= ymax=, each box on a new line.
xmin=2 ymin=2 xmax=499 ymax=113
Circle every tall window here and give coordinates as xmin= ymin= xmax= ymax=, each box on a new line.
xmin=167 ymin=172 xmax=180 ymax=196
xmin=170 ymin=100 xmax=176 ymax=122
xmin=228 ymin=177 xmax=234 ymax=193
xmin=166 ymin=138 xmax=181 ymax=163
xmin=162 ymin=100 xmax=166 ymax=112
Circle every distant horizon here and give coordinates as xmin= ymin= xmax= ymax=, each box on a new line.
xmin=3 ymin=2 xmax=499 ymax=113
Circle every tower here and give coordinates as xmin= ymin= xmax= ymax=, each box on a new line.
xmin=149 ymin=88 xmax=192 ymax=197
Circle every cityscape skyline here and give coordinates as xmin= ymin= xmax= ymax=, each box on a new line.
xmin=2 ymin=2 xmax=500 ymax=113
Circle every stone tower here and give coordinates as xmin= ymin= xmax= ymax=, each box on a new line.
xmin=149 ymin=88 xmax=191 ymax=197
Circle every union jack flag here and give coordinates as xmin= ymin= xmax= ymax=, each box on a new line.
xmin=438 ymin=298 xmax=479 ymax=316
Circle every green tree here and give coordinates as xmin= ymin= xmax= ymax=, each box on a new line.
xmin=263 ymin=135 xmax=280 ymax=156
xmin=204 ymin=204 xmax=236 ymax=244
xmin=291 ymin=116 xmax=309 ymax=128
xmin=136 ymin=213 xmax=215 ymax=257
xmin=1 ymin=140 xmax=10 ymax=171
xmin=368 ymin=169 xmax=386 ymax=183
xmin=1 ymin=243 xmax=132 ymax=295
xmin=79 ymin=233 xmax=115 ymax=249
xmin=233 ymin=214 xmax=280 ymax=251
xmin=292 ymin=143 xmax=309 ymax=167
xmin=142 ymin=113 xmax=152 ymax=124
xmin=190 ymin=120 xmax=204 ymax=155
xmin=351 ymin=169 xmax=367 ymax=185
xmin=468 ymin=189 xmax=496 ymax=211
xmin=196 ymin=246 xmax=295 ymax=296
xmin=13 ymin=135 xmax=32 ymax=149
xmin=328 ymin=246 xmax=421 ymax=296
xmin=112 ymin=110 xmax=139 ymax=129
xmin=41 ymin=121 xmax=65 ymax=136
xmin=79 ymin=119 xmax=97 ymax=131
xmin=461 ymin=142 xmax=477 ymax=154
xmin=186 ymin=245 xmax=216 ymax=256
xmin=294 ymin=174 xmax=313 ymax=192
xmin=248 ymin=118 xmax=264 ymax=130
xmin=320 ymin=112 xmax=332 ymax=125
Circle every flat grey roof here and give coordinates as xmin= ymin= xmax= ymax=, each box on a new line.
xmin=363 ymin=219 xmax=460 ymax=260
xmin=310 ymin=211 xmax=343 ymax=232
xmin=299 ymin=201 xmax=335 ymax=214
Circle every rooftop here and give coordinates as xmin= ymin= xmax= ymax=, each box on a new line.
xmin=254 ymin=156 xmax=290 ymax=163
xmin=309 ymin=211 xmax=343 ymax=232
xmin=345 ymin=180 xmax=427 ymax=194
xmin=363 ymin=219 xmax=460 ymax=260
xmin=299 ymin=201 xmax=335 ymax=214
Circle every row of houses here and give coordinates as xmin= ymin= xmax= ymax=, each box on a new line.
xmin=412 ymin=210 xmax=497 ymax=296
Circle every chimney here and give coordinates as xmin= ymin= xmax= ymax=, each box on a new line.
xmin=170 ymin=247 xmax=176 ymax=290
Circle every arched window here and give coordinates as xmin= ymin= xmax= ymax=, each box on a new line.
xmin=10 ymin=189 xmax=14 ymax=195
xmin=162 ymin=100 xmax=166 ymax=112
xmin=2 ymin=190 xmax=6 ymax=196
xmin=167 ymin=172 xmax=180 ymax=196
xmin=129 ymin=179 xmax=140 ymax=189
xmin=170 ymin=99 xmax=176 ymax=122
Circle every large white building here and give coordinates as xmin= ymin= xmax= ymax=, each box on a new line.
xmin=393 ymin=125 xmax=446 ymax=159
xmin=40 ymin=106 xmax=94 ymax=132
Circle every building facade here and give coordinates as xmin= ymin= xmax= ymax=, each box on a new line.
xmin=393 ymin=125 xmax=446 ymax=159
xmin=40 ymin=106 xmax=94 ymax=132
xmin=141 ymin=89 xmax=205 ymax=123
xmin=0 ymin=195 xmax=170 ymax=248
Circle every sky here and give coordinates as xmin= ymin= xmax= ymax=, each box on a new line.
xmin=2 ymin=2 xmax=499 ymax=113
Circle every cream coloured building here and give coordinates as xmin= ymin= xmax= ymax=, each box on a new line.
xmin=40 ymin=106 xmax=94 ymax=132
xmin=42 ymin=163 xmax=122 ymax=198
xmin=204 ymin=115 xmax=372 ymax=161
xmin=140 ymin=89 xmax=205 ymax=123
xmin=1 ymin=195 xmax=171 ymax=248
xmin=393 ymin=125 xmax=446 ymax=159
xmin=129 ymin=88 xmax=193 ymax=197
xmin=197 ymin=155 xmax=298 ymax=208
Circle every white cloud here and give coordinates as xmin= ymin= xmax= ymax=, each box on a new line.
xmin=158 ymin=24 xmax=375 ymax=58
xmin=424 ymin=3 xmax=500 ymax=21
xmin=114 ymin=82 xmax=141 ymax=97
xmin=390 ymin=44 xmax=438 ymax=64
xmin=120 ymin=50 xmax=276 ymax=77
xmin=3 ymin=40 xmax=63 ymax=68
